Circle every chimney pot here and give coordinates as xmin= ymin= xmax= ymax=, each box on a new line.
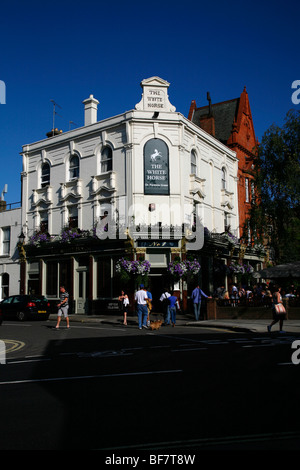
xmin=83 ymin=95 xmax=99 ymax=126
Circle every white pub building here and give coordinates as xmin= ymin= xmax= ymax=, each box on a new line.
xmin=19 ymin=77 xmax=239 ymax=314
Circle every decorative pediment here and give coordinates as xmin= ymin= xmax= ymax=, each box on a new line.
xmin=60 ymin=180 xmax=82 ymax=202
xmin=221 ymin=188 xmax=234 ymax=210
xmin=190 ymin=189 xmax=206 ymax=202
xmin=32 ymin=187 xmax=52 ymax=208
xmin=91 ymin=173 xmax=116 ymax=197
xmin=221 ymin=200 xmax=234 ymax=210
xmin=135 ymin=76 xmax=176 ymax=112
xmin=92 ymin=186 xmax=116 ymax=199
xmin=190 ymin=175 xmax=206 ymax=201
xmin=60 ymin=192 xmax=81 ymax=203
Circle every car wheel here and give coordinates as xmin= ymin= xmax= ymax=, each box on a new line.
xmin=16 ymin=311 xmax=26 ymax=321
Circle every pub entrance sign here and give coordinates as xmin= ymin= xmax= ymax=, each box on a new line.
xmin=144 ymin=138 xmax=169 ymax=195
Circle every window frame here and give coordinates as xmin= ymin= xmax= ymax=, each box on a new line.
xmin=1 ymin=227 xmax=10 ymax=256
xmin=191 ymin=149 xmax=197 ymax=175
xmin=69 ymin=154 xmax=80 ymax=181
xmin=41 ymin=162 xmax=50 ymax=188
xmin=100 ymin=146 xmax=113 ymax=173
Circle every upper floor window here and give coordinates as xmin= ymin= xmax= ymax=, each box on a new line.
xmin=251 ymin=180 xmax=255 ymax=203
xmin=221 ymin=167 xmax=227 ymax=190
xmin=40 ymin=210 xmax=48 ymax=233
xmin=69 ymin=155 xmax=79 ymax=180
xmin=1 ymin=227 xmax=10 ymax=256
xmin=68 ymin=206 xmax=78 ymax=229
xmin=41 ymin=162 xmax=50 ymax=188
xmin=191 ymin=150 xmax=197 ymax=175
xmin=101 ymin=146 xmax=112 ymax=173
xmin=224 ymin=212 xmax=230 ymax=232
xmin=245 ymin=177 xmax=249 ymax=203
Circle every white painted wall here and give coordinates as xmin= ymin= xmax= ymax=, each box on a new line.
xmin=20 ymin=77 xmax=239 ymax=244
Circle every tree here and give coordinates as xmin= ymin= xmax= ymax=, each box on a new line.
xmin=250 ymin=109 xmax=300 ymax=263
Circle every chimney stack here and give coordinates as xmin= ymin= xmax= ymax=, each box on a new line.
xmin=83 ymin=94 xmax=99 ymax=126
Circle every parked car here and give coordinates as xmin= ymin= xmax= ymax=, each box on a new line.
xmin=0 ymin=295 xmax=51 ymax=321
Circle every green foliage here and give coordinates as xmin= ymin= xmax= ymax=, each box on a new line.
xmin=249 ymin=109 xmax=300 ymax=263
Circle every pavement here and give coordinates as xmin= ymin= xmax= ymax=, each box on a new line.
xmin=49 ymin=311 xmax=300 ymax=334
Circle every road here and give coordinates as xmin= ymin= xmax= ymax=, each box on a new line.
xmin=1 ymin=317 xmax=300 ymax=454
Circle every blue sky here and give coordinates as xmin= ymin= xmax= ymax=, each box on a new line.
xmin=0 ymin=0 xmax=299 ymax=204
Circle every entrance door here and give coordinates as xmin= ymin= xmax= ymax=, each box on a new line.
xmin=76 ymin=269 xmax=89 ymax=314
xmin=148 ymin=274 xmax=170 ymax=312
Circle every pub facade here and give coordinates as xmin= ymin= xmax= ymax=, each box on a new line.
xmin=20 ymin=77 xmax=242 ymax=314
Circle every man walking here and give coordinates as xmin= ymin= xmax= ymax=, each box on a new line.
xmin=191 ymin=285 xmax=211 ymax=321
xmin=55 ymin=286 xmax=70 ymax=329
xmin=135 ymin=284 xmax=148 ymax=329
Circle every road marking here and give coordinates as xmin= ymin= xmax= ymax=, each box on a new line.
xmin=8 ymin=358 xmax=51 ymax=364
xmin=171 ymin=347 xmax=208 ymax=352
xmin=99 ymin=430 xmax=300 ymax=451
xmin=0 ymin=369 xmax=182 ymax=385
xmin=2 ymin=340 xmax=25 ymax=353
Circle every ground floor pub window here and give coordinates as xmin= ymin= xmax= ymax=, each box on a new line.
xmin=97 ymin=257 xmax=121 ymax=298
xmin=1 ymin=273 xmax=9 ymax=300
xmin=46 ymin=259 xmax=71 ymax=297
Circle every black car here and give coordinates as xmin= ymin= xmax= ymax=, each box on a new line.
xmin=0 ymin=295 xmax=51 ymax=321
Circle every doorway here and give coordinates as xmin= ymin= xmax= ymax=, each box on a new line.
xmin=148 ymin=274 xmax=170 ymax=312
xmin=76 ymin=268 xmax=89 ymax=314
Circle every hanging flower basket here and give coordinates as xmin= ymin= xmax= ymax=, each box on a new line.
xmin=59 ymin=228 xmax=83 ymax=243
xmin=224 ymin=232 xmax=239 ymax=246
xmin=29 ymin=232 xmax=52 ymax=246
xmin=116 ymin=258 xmax=151 ymax=285
xmin=167 ymin=258 xmax=201 ymax=280
xmin=229 ymin=261 xmax=254 ymax=283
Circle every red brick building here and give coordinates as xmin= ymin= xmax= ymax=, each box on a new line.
xmin=188 ymin=87 xmax=258 ymax=242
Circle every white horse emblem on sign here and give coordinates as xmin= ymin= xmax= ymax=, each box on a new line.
xmin=150 ymin=149 xmax=162 ymax=162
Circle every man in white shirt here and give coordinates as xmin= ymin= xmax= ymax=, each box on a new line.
xmin=160 ymin=290 xmax=171 ymax=325
xmin=135 ymin=284 xmax=148 ymax=329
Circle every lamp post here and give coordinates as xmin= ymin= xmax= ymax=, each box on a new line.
xmin=17 ymin=231 xmax=26 ymax=294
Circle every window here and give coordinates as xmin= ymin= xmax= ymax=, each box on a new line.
xmin=191 ymin=150 xmax=197 ymax=175
xmin=251 ymin=180 xmax=255 ymax=203
xmin=41 ymin=162 xmax=50 ymax=187
xmin=245 ymin=178 xmax=249 ymax=203
xmin=46 ymin=260 xmax=71 ymax=297
xmin=69 ymin=155 xmax=79 ymax=180
xmin=1 ymin=273 xmax=9 ymax=299
xmin=101 ymin=146 xmax=112 ymax=173
xmin=97 ymin=257 xmax=111 ymax=297
xmin=40 ymin=211 xmax=48 ymax=232
xmin=46 ymin=261 xmax=58 ymax=296
xmin=68 ymin=206 xmax=78 ymax=229
xmin=221 ymin=167 xmax=226 ymax=190
xmin=2 ymin=227 xmax=10 ymax=255
xmin=224 ymin=212 xmax=230 ymax=232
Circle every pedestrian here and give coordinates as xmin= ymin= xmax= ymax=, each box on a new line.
xmin=55 ymin=286 xmax=70 ymax=329
xmin=168 ymin=292 xmax=180 ymax=327
xmin=135 ymin=284 xmax=148 ymax=329
xmin=146 ymin=288 xmax=152 ymax=326
xmin=191 ymin=285 xmax=211 ymax=321
xmin=118 ymin=290 xmax=129 ymax=325
xmin=159 ymin=289 xmax=171 ymax=325
xmin=215 ymin=285 xmax=226 ymax=300
xmin=267 ymin=285 xmax=286 ymax=333
xmin=230 ymin=284 xmax=239 ymax=307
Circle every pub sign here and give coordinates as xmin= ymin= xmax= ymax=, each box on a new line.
xmin=144 ymin=138 xmax=169 ymax=195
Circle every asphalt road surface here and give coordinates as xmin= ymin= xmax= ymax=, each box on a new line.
xmin=1 ymin=318 xmax=300 ymax=456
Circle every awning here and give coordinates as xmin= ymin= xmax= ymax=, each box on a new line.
xmin=256 ymin=261 xmax=300 ymax=279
